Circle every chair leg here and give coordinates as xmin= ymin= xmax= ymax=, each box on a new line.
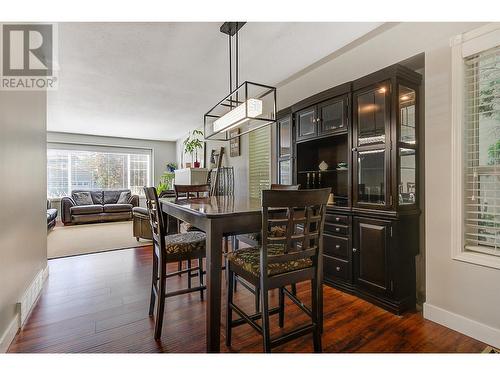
xmin=187 ymin=259 xmax=192 ymax=289
xmin=149 ymin=250 xmax=158 ymax=316
xmin=261 ymin=287 xmax=271 ymax=353
xmin=225 ymin=269 xmax=234 ymax=347
xmin=278 ymin=287 xmax=285 ymax=328
xmin=177 ymin=261 xmax=182 ymax=277
xmin=154 ymin=262 xmax=166 ymax=341
xmin=199 ymin=257 xmax=204 ymax=300
xmin=254 ymin=286 xmax=260 ymax=313
xmin=291 ymin=283 xmax=297 ymax=296
xmin=311 ymin=279 xmax=322 ymax=353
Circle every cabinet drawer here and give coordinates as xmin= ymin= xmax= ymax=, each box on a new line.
xmin=323 ymin=255 xmax=349 ymax=282
xmin=325 ymin=223 xmax=348 ymax=236
xmin=323 ymin=234 xmax=349 ymax=259
xmin=326 ymin=213 xmax=348 ymax=225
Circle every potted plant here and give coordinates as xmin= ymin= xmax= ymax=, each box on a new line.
xmin=166 ymin=162 xmax=177 ymax=173
xmin=157 ymin=171 xmax=175 ymax=196
xmin=183 ymin=129 xmax=204 ymax=168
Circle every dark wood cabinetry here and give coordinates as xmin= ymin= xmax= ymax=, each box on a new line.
xmin=277 ymin=64 xmax=421 ymax=314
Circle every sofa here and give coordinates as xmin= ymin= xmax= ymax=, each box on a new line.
xmin=61 ymin=189 xmax=139 ymax=225
xmin=47 ymin=200 xmax=58 ymax=230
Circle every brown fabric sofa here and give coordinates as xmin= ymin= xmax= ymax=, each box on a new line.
xmin=61 ymin=189 xmax=139 ymax=225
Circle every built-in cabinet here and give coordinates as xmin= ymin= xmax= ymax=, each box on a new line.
xmin=276 ymin=64 xmax=421 ymax=314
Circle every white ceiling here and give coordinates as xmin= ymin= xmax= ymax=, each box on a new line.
xmin=48 ymin=22 xmax=382 ymax=141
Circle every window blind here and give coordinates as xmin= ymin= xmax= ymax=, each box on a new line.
xmin=464 ymin=44 xmax=500 ymax=256
xmin=248 ymin=127 xmax=271 ymax=199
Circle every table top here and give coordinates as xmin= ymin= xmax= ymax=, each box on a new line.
xmin=159 ymin=195 xmax=262 ymax=218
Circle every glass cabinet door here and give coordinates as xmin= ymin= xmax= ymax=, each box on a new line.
xmin=318 ymin=98 xmax=345 ymax=135
xmin=296 ymin=107 xmax=317 ymax=140
xmin=398 ymin=85 xmax=417 ymax=207
xmin=356 ymin=84 xmax=389 ymax=146
xmin=278 ymin=117 xmax=291 ymax=157
xmin=356 ymin=149 xmax=386 ymax=205
xmin=278 ymin=159 xmax=292 ymax=185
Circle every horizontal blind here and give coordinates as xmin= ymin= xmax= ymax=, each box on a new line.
xmin=464 ymin=44 xmax=500 ymax=256
xmin=249 ymin=127 xmax=271 ymax=200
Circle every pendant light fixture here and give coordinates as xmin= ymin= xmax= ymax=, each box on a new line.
xmin=204 ymin=22 xmax=277 ymax=141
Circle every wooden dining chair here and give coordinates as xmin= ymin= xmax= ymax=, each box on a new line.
xmin=144 ymin=187 xmax=207 ymax=340
xmin=226 ymin=188 xmax=330 ymax=352
xmin=234 ymin=184 xmax=300 ymax=312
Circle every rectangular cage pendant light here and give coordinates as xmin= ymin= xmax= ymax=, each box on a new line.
xmin=204 ymin=81 xmax=276 ymax=140
xmin=204 ymin=22 xmax=277 ymax=141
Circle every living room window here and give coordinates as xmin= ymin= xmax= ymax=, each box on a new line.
xmin=47 ymin=144 xmax=151 ymax=198
xmin=451 ymin=24 xmax=500 ymax=269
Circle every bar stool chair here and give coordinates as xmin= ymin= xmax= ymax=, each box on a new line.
xmin=226 ymin=188 xmax=330 ymax=353
xmin=234 ymin=184 xmax=301 ymax=312
xmin=144 ymin=187 xmax=207 ymax=340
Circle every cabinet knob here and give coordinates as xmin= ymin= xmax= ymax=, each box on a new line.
xmin=335 ymin=245 xmax=340 ymax=249
xmin=335 ymin=227 xmax=340 ymax=232
xmin=336 ymin=266 xmax=341 ymax=272
xmin=352 ymin=147 xmax=358 ymax=152
xmin=353 ymin=248 xmax=357 ymax=253
xmin=317 ymin=118 xmax=321 ymax=122
xmin=312 ymin=118 xmax=316 ymax=123
xmin=335 ymin=217 xmax=340 ymax=222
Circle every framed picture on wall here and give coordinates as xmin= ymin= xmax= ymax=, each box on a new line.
xmin=229 ymin=129 xmax=240 ymax=157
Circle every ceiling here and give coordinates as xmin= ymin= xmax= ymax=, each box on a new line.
xmin=48 ymin=22 xmax=382 ymax=141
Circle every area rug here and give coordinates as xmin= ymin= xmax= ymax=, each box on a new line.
xmin=482 ymin=346 xmax=500 ymax=353
xmin=47 ymin=221 xmax=151 ymax=259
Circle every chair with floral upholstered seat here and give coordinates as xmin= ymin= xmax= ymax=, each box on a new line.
xmin=226 ymin=188 xmax=329 ymax=353
xmin=144 ymin=186 xmax=206 ymax=340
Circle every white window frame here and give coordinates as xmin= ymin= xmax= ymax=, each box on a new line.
xmin=451 ymin=23 xmax=500 ymax=270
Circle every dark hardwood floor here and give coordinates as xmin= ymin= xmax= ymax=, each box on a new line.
xmin=8 ymin=246 xmax=486 ymax=353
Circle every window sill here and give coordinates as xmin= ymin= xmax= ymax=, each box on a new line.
xmin=453 ymin=251 xmax=500 ymax=270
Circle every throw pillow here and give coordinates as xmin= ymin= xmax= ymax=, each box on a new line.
xmin=72 ymin=192 xmax=93 ymax=206
xmin=117 ymin=191 xmax=131 ymax=204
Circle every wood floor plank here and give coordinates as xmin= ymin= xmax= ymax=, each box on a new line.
xmin=8 ymin=246 xmax=487 ymax=353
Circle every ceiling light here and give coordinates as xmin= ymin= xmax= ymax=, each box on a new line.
xmin=400 ymin=95 xmax=410 ymax=101
xmin=204 ymin=22 xmax=277 ymax=141
xmin=377 ymin=87 xmax=386 ymax=93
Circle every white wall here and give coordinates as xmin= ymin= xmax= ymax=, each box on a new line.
xmin=47 ymin=131 xmax=177 ymax=186
xmin=0 ymin=90 xmax=48 ymax=351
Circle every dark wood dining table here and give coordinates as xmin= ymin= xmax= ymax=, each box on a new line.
xmin=159 ymin=195 xmax=263 ymax=353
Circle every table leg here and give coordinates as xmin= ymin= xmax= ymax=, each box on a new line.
xmin=205 ymin=219 xmax=223 ymax=353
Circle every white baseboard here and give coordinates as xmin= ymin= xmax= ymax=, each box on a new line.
xmin=0 ymin=316 xmax=19 ymax=353
xmin=0 ymin=264 xmax=49 ymax=353
xmin=423 ymin=302 xmax=500 ymax=348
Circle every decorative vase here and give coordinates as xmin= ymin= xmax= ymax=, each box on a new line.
xmin=319 ymin=161 xmax=328 ymax=171
xmin=193 ymin=161 xmax=201 ymax=168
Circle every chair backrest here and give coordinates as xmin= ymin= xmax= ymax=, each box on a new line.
xmin=261 ymin=188 xmax=330 ymax=278
xmin=174 ymin=184 xmax=210 ymax=199
xmin=208 ymin=167 xmax=234 ymax=196
xmin=143 ymin=187 xmax=166 ymax=257
xmin=270 ymin=184 xmax=300 ymax=191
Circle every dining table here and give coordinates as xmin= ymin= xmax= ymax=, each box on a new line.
xmin=159 ymin=194 xmax=324 ymax=353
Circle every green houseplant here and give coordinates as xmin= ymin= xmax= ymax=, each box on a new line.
xmin=183 ymin=129 xmax=204 ymax=168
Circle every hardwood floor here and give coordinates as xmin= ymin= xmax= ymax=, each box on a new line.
xmin=8 ymin=246 xmax=486 ymax=353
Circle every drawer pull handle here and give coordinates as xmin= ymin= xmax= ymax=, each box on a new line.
xmin=335 ymin=245 xmax=340 ymax=249
xmin=353 ymin=248 xmax=357 ymax=253
xmin=336 ymin=266 xmax=341 ymax=271
xmin=335 ymin=228 xmax=340 ymax=232
xmin=335 ymin=217 xmax=340 ymax=222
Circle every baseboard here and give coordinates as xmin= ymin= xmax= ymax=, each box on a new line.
xmin=0 ymin=264 xmax=49 ymax=353
xmin=423 ymin=302 xmax=500 ymax=348
xmin=0 ymin=315 xmax=19 ymax=353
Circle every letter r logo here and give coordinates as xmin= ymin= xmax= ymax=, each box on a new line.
xmin=2 ymin=24 xmax=53 ymax=76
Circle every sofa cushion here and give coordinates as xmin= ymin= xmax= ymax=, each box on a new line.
xmin=70 ymin=205 xmax=103 ymax=215
xmin=132 ymin=206 xmax=149 ymax=217
xmin=104 ymin=203 xmax=133 ymax=213
xmin=72 ymin=192 xmax=93 ymax=206
xmin=47 ymin=208 xmax=58 ymax=222
xmin=117 ymin=191 xmax=131 ymax=204
xmin=90 ymin=191 xmax=104 ymax=205
xmin=103 ymin=190 xmax=130 ymax=204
